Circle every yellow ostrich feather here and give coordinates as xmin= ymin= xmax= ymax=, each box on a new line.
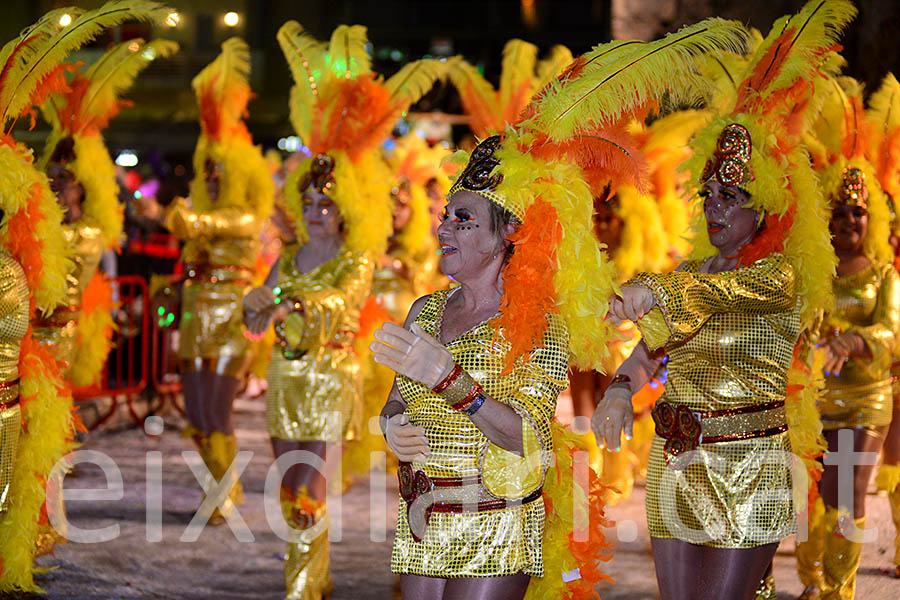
xmin=0 ymin=0 xmax=170 ymax=129
xmin=534 ymin=18 xmax=748 ymax=141
xmin=448 ymin=39 xmax=573 ymax=138
xmin=866 ymin=73 xmax=900 ymax=223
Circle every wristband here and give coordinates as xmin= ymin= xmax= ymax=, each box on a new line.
xmin=461 ymin=392 xmax=487 ymax=416
xmin=451 ymin=383 xmax=483 ymax=411
xmin=609 ymin=373 xmax=632 ymax=392
xmin=439 ymin=369 xmax=479 ymax=406
xmin=432 ymin=363 xmax=462 ymax=394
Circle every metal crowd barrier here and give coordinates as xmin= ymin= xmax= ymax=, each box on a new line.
xmin=71 ymin=274 xmax=184 ymax=430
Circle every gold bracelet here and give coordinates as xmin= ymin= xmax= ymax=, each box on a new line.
xmin=439 ymin=369 xmax=478 ymax=405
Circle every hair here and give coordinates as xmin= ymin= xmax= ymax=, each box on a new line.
xmin=49 ymin=136 xmax=76 ymax=165
xmin=488 ymin=200 xmax=517 ymax=258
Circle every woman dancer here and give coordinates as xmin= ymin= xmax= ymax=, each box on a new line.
xmin=242 ymin=22 xmax=442 ymax=599
xmin=593 ymin=2 xmax=853 ymax=598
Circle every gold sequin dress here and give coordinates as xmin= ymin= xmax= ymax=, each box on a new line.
xmin=32 ymin=218 xmax=103 ymax=367
xmin=631 ymin=253 xmax=799 ymax=548
xmin=818 ymin=261 xmax=900 ymax=430
xmin=265 ymin=248 xmax=373 ymax=442
xmin=0 ymin=251 xmax=30 ymax=513
xmin=165 ymin=201 xmax=262 ymax=376
xmin=390 ymin=288 xmax=568 ymax=577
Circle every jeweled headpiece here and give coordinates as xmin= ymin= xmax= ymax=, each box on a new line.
xmin=300 ymin=153 xmax=336 ymax=195
xmin=701 ymin=123 xmax=754 ymax=187
xmin=448 ymin=136 xmax=506 ymax=211
xmin=837 ymin=166 xmax=868 ymax=208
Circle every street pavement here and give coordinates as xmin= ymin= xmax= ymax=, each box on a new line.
xmin=29 ymin=394 xmax=900 ymax=599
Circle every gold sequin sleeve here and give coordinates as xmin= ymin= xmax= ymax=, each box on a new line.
xmin=164 ymin=200 xmax=261 ymax=241
xmin=818 ymin=262 xmax=900 ymax=429
xmin=481 ymin=314 xmax=569 ymax=499
xmin=279 ymin=252 xmax=374 ymax=352
xmin=630 ymin=254 xmax=796 ymax=350
xmin=849 ymin=265 xmax=900 ymax=378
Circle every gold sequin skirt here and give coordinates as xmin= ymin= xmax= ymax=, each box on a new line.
xmin=178 ymin=280 xmax=251 ymax=373
xmin=265 ymin=348 xmax=362 ymax=442
xmin=819 ymin=379 xmax=893 ymax=430
xmin=645 ymin=431 xmax=796 ymax=548
xmin=391 ymin=497 xmax=545 ymax=577
xmin=0 ymin=400 xmax=20 ymax=513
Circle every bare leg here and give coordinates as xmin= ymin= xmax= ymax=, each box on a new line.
xmin=181 ymin=370 xmax=206 ymax=433
xmin=696 ymin=543 xmax=778 ymax=600
xmin=821 ymin=427 xmax=887 ymax=517
xmin=569 ymin=368 xmax=601 ymax=419
xmin=205 ymin=372 xmax=241 ymax=435
xmin=883 ymin=399 xmax=900 ymax=464
xmin=442 ymin=573 xmax=530 ymax=600
xmin=651 ymin=537 xmax=703 ymax=600
xmin=400 ymin=574 xmax=446 ymax=600
xmin=272 ymin=438 xmax=331 ymax=502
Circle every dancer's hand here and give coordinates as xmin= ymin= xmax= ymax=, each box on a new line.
xmin=370 ymin=322 xmax=454 ymax=388
xmin=245 ymin=286 xmax=276 ymax=313
xmin=591 ymin=385 xmax=634 ymax=452
xmin=243 ymin=287 xmax=286 ymax=334
xmin=609 ymin=285 xmax=656 ymax=325
xmin=385 ymin=414 xmax=430 ymax=462
xmin=823 ymin=332 xmax=865 ymax=376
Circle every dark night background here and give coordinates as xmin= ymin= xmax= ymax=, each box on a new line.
xmin=2 ymin=0 xmax=899 ymax=183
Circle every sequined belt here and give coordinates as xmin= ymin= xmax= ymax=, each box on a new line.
xmin=0 ymin=379 xmax=21 ymax=410
xmin=652 ymin=399 xmax=787 ymax=469
xmin=185 ymin=263 xmax=254 ymax=287
xmin=398 ymin=462 xmax=542 ymax=542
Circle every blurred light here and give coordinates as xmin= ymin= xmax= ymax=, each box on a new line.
xmin=390 ymin=49 xmax=403 ymax=62
xmin=165 ymin=11 xmax=180 ymax=27
xmin=521 ymin=0 xmax=538 ymax=28
xmin=58 ymin=13 xmax=72 ymax=27
xmin=128 ymin=41 xmax=140 ymax=53
xmin=277 ymin=136 xmax=304 ymax=153
xmin=174 ymin=164 xmax=186 ymax=176
xmin=142 ymin=47 xmax=157 ymax=60
xmin=116 ymin=150 xmax=139 ymax=167
xmin=223 ymin=12 xmax=240 ymax=27
xmin=134 ymin=190 xmax=143 ymax=199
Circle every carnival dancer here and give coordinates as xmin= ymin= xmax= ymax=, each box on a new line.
xmin=795 ymin=76 xmax=900 ymax=600
xmin=38 ymin=39 xmax=177 ymax=388
xmin=163 ymin=38 xmax=274 ymax=524
xmin=867 ymin=72 xmax=900 ymax=582
xmin=34 ymin=36 xmax=176 ymax=556
xmin=0 ymin=1 xmax=168 ymax=591
xmin=242 ymin=22 xmax=442 ymax=599
xmin=373 ymin=18 xmax=748 ymax=600
xmin=593 ymin=2 xmax=853 ymax=598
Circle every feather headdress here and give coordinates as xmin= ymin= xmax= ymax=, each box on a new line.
xmin=188 ymin=38 xmax=273 ymax=217
xmin=278 ymin=22 xmax=446 ymax=257
xmin=447 ymin=39 xmax=573 ymax=138
xmin=387 ymin=133 xmax=453 ymax=260
xmin=450 ymin=17 xmax=748 ymax=375
xmin=805 ymin=75 xmax=893 ymax=263
xmin=680 ymin=0 xmax=857 ymax=321
xmin=39 ymin=39 xmax=178 ymax=249
xmin=866 ymin=72 xmax=900 ymax=230
xmin=0 ymin=2 xmax=170 ymax=592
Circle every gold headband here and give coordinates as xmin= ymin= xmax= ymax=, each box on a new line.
xmin=448 ymin=136 xmax=506 ymax=209
xmin=300 ymin=153 xmax=336 ymax=196
xmin=701 ymin=123 xmax=754 ymax=188
xmin=837 ymin=166 xmax=868 ymax=208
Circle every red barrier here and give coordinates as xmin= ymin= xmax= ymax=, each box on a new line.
xmin=72 ymin=275 xmax=150 ymax=430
